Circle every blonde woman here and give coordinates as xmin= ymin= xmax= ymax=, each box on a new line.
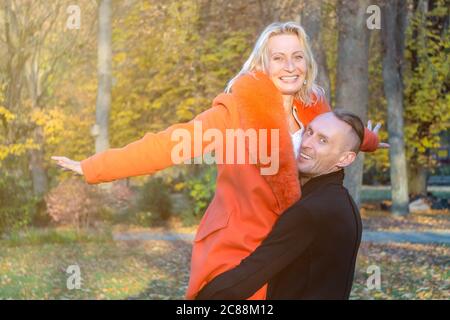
xmin=53 ymin=22 xmax=384 ymax=299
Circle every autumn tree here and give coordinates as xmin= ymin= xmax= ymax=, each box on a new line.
xmin=335 ymin=0 xmax=372 ymax=206
xmin=404 ymin=0 xmax=449 ymax=195
xmin=300 ymin=0 xmax=332 ymax=103
xmin=380 ymin=0 xmax=410 ymax=215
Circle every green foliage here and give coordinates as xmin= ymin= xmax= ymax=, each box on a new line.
xmin=185 ymin=165 xmax=217 ymax=217
xmin=0 ymin=171 xmax=38 ymax=235
xmin=404 ymin=0 xmax=450 ymax=169
xmin=364 ymin=0 xmax=449 ymax=184
xmin=2 ymin=227 xmax=112 ymax=247
xmin=135 ymin=177 xmax=172 ymax=225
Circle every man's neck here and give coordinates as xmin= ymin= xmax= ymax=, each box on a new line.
xmin=300 ymin=176 xmax=311 ymax=186
xmin=300 ymin=168 xmax=341 ymax=186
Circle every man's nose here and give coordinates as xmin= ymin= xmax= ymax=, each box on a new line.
xmin=301 ymin=135 xmax=313 ymax=150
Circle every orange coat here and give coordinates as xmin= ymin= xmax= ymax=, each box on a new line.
xmin=81 ymin=72 xmax=378 ymax=300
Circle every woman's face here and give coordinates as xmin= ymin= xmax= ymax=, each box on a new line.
xmin=267 ymin=34 xmax=308 ymax=96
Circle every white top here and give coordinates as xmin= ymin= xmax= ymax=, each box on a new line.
xmin=290 ymin=106 xmax=304 ymax=159
xmin=291 ymin=129 xmax=303 ymax=159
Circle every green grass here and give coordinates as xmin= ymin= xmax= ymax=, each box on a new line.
xmin=0 ymin=227 xmax=448 ymax=300
xmin=0 ymin=228 xmax=190 ymax=299
xmin=1 ymin=227 xmax=112 ymax=247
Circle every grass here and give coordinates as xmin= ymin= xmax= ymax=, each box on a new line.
xmin=351 ymin=242 xmax=449 ymax=300
xmin=0 ymin=221 xmax=448 ymax=300
xmin=1 ymin=227 xmax=112 ymax=247
xmin=0 ymin=231 xmax=190 ymax=299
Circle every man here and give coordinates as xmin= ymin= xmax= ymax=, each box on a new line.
xmin=196 ymin=110 xmax=365 ymax=300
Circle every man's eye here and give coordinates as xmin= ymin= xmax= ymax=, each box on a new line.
xmin=320 ymin=138 xmax=327 ymax=143
xmin=307 ymin=129 xmax=313 ymax=135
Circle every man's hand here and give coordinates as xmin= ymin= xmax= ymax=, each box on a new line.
xmin=367 ymin=120 xmax=390 ymax=149
xmin=51 ymin=156 xmax=83 ymax=175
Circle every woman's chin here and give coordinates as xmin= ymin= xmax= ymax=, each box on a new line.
xmin=276 ymin=84 xmax=302 ymax=96
xmin=280 ymin=89 xmax=300 ymax=96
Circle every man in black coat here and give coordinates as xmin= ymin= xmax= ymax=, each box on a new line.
xmin=196 ymin=110 xmax=368 ymax=300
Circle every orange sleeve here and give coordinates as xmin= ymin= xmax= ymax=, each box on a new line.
xmin=81 ymin=97 xmax=234 ymax=184
xmin=360 ymin=128 xmax=379 ymax=152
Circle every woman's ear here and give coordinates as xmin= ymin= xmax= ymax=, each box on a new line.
xmin=336 ymin=151 xmax=357 ymax=169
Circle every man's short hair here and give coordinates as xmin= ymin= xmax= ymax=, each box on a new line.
xmin=332 ymin=109 xmax=365 ymax=153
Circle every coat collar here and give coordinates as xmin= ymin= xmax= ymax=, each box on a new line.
xmin=301 ymin=170 xmax=345 ymax=197
xmin=230 ymin=72 xmax=301 ymax=213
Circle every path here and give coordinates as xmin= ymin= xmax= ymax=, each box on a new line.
xmin=113 ymin=230 xmax=450 ymax=245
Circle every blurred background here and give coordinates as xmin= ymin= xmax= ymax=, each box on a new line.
xmin=0 ymin=0 xmax=448 ymax=299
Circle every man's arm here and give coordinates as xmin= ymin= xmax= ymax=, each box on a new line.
xmin=195 ymin=202 xmax=316 ymax=300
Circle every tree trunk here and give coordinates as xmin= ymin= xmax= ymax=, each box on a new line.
xmin=29 ymin=127 xmax=48 ymax=197
xmin=300 ymin=0 xmax=332 ymax=103
xmin=23 ymin=12 xmax=49 ymax=198
xmin=380 ymin=0 xmax=409 ymax=215
xmin=335 ymin=0 xmax=371 ymax=206
xmin=408 ymin=165 xmax=428 ymax=195
xmin=94 ymin=0 xmax=112 ymax=153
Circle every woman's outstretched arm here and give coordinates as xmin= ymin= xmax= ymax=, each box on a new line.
xmin=52 ymin=96 xmax=235 ymax=184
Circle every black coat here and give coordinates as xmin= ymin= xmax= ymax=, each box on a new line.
xmin=196 ymin=170 xmax=362 ymax=300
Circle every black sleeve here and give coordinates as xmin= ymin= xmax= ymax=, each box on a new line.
xmin=195 ymin=203 xmax=316 ymax=300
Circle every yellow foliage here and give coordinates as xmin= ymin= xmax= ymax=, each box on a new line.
xmin=0 ymin=106 xmax=16 ymax=122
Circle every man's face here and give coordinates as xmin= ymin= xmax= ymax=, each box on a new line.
xmin=297 ymin=113 xmax=356 ymax=177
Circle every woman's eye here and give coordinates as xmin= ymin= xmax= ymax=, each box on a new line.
xmin=320 ymin=138 xmax=327 ymax=144
xmin=295 ymin=55 xmax=303 ymax=60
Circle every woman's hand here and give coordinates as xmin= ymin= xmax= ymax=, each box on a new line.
xmin=367 ymin=120 xmax=390 ymax=149
xmin=51 ymin=156 xmax=83 ymax=175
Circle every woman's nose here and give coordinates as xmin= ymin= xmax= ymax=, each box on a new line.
xmin=284 ymin=59 xmax=295 ymax=72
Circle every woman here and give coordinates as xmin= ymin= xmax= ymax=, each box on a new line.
xmin=53 ymin=22 xmax=384 ymax=299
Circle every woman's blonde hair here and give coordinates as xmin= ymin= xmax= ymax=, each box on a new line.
xmin=226 ymin=21 xmax=323 ymax=105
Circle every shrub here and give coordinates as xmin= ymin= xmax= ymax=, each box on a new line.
xmin=106 ymin=180 xmax=136 ymax=214
xmin=0 ymin=171 xmax=38 ymax=235
xmin=45 ymin=177 xmax=104 ymax=231
xmin=135 ymin=177 xmax=172 ymax=225
xmin=186 ymin=166 xmax=216 ymax=217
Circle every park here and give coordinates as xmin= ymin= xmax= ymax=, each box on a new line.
xmin=0 ymin=0 xmax=448 ymax=301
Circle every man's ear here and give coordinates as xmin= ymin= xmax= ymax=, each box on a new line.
xmin=336 ymin=151 xmax=357 ymax=168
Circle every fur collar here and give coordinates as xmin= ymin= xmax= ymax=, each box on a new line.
xmin=230 ymin=72 xmax=301 ymax=213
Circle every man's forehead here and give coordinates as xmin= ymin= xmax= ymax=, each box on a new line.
xmin=308 ymin=113 xmax=347 ymax=136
